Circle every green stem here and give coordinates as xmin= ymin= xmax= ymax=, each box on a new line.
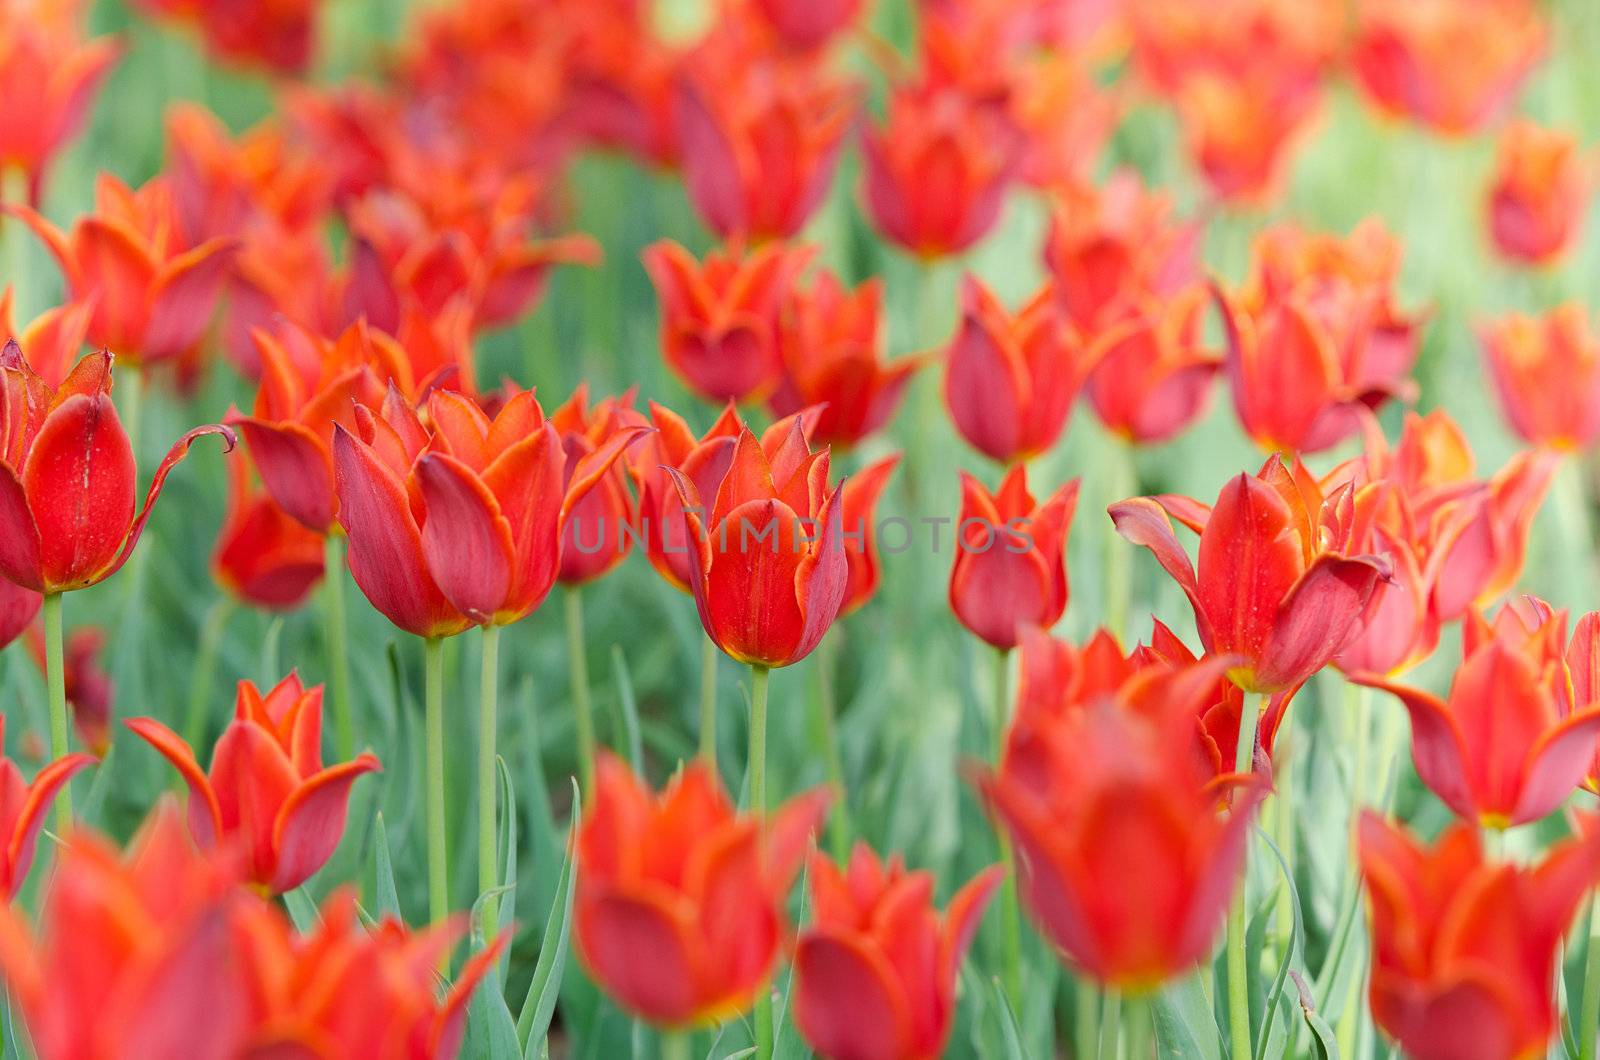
xmin=749 ymin=663 xmax=771 ymax=1060
xmin=1273 ymin=750 xmax=1295 ymax=954
xmin=1123 ymin=994 xmax=1150 ymax=1060
xmin=565 ymin=588 xmax=596 ymax=797
xmin=323 ymin=535 xmax=356 ymax=761
xmin=182 ymin=597 xmax=236 ymax=749
xmin=814 ymin=635 xmax=852 ymax=860
xmin=1335 ymin=682 xmax=1372 ymax=1058
xmin=477 ymin=623 xmax=501 ymax=936
xmin=992 ymin=647 xmax=1024 ymax=1012
xmin=660 ymin=1029 xmax=691 ymax=1060
xmin=424 ymin=636 xmax=448 ymax=927
xmin=42 ymin=593 xmax=70 ymax=831
xmin=1579 ymin=894 xmax=1600 ymax=1060
xmin=699 ymin=633 xmax=718 ymax=767
xmin=1075 ymin=983 xmax=1101 ymax=1060
xmin=1225 ymin=692 xmax=1263 ymax=1060
xmin=1099 ymin=989 xmax=1121 ymax=1060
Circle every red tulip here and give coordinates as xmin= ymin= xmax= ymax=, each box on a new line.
xmin=334 ymin=384 xmax=645 ymax=634
xmin=1112 ymin=455 xmax=1391 ymax=693
xmin=669 ymin=417 xmax=848 ymax=667
xmin=1481 ymin=305 xmax=1600 ymax=451
xmin=768 ymin=270 xmax=925 ymax=450
xmin=1354 ymin=598 xmax=1600 ymax=829
xmin=1084 ymin=284 xmax=1220 ymax=444
xmin=0 ymin=0 xmax=119 ymax=200
xmin=1359 ymin=813 xmax=1600 ymax=1060
xmin=134 ymin=0 xmax=322 ymax=74
xmin=0 ymin=342 xmax=234 ymax=593
xmin=630 ymin=401 xmax=743 ymax=594
xmin=575 ymin=752 xmax=829 ymax=1027
xmin=212 ymin=452 xmax=325 ymax=612
xmin=0 ymin=285 xmax=91 ymax=387
xmin=839 ymin=453 xmax=902 ymax=618
xmin=1007 ymin=55 xmax=1120 ymax=191
xmin=860 ymin=83 xmax=1015 ymax=259
xmin=560 ymin=2 xmax=680 ymax=166
xmin=948 ymin=466 xmax=1079 ymax=651
xmin=552 ymin=385 xmax=644 ymax=586
xmin=1174 ymin=69 xmax=1320 ymax=206
xmin=944 ymin=277 xmax=1091 ymax=464
xmin=0 ymin=715 xmax=92 ymax=897
xmin=1216 ymin=220 xmax=1423 ymax=454
xmin=126 ymin=673 xmax=380 ymax=893
xmin=793 ymin=846 xmax=1001 ymax=1060
xmin=975 ymin=652 xmax=1265 ymax=988
xmin=1127 ymin=0 xmax=1340 ymax=99
xmin=7 ymin=174 xmax=238 ymax=368
xmin=642 ymin=239 xmax=813 ymax=404
xmin=1351 ymin=0 xmax=1545 ymax=136
xmin=752 ymin=0 xmax=863 ymax=51
xmin=1487 ymin=121 xmax=1591 ymax=266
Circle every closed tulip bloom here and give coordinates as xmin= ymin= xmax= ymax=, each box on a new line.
xmin=1084 ymin=285 xmax=1219 ymax=444
xmin=944 ymin=277 xmax=1090 ymax=464
xmin=975 ymin=657 xmax=1265 ymax=988
xmin=212 ymin=455 xmax=325 ymax=611
xmin=7 ymin=174 xmax=238 ymax=367
xmin=1481 ymin=305 xmax=1600 ymax=451
xmin=1359 ymin=813 xmax=1600 ymax=1060
xmin=1112 ymin=456 xmax=1391 ymax=693
xmin=575 ymin=752 xmax=830 ymax=1028
xmin=631 ymin=401 xmax=743 ymax=593
xmin=839 ymin=453 xmax=901 ymax=617
xmin=860 ymin=84 xmax=1015 ymax=259
xmin=0 ymin=342 xmax=234 ymax=594
xmin=948 ymin=467 xmax=1079 ymax=651
xmin=1351 ymin=0 xmax=1545 ymax=136
xmin=552 ymin=386 xmax=644 ymax=586
xmin=793 ymin=847 xmax=1002 ymax=1060
xmin=670 ymin=417 xmax=847 ymax=667
xmin=768 ymin=271 xmax=924 ymax=450
xmin=752 ymin=0 xmax=863 ymax=51
xmin=0 ymin=716 xmax=93 ymax=897
xmin=1487 ymin=121 xmax=1591 ymax=266
xmin=642 ymin=239 xmax=813 ymax=404
xmin=1354 ymin=598 xmax=1600 ymax=829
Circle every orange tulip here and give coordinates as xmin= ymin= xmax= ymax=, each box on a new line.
xmin=1128 ymin=0 xmax=1340 ymax=100
xmin=0 ymin=286 xmax=91 ymax=390
xmin=559 ymin=0 xmax=680 ymax=166
xmin=1007 ymin=54 xmax=1120 ymax=191
xmin=1481 ymin=304 xmax=1600 ymax=451
xmin=1083 ymin=285 xmax=1220 ymax=444
xmin=126 ymin=673 xmax=380 ymax=893
xmin=212 ymin=453 xmax=325 ymax=612
xmin=793 ymin=847 xmax=1002 ymax=1060
xmin=575 ymin=752 xmax=829 ymax=1027
xmin=1486 ymin=121 xmax=1591 ymax=266
xmin=948 ymin=466 xmax=1079 ymax=651
xmin=1351 ymin=0 xmax=1545 ymax=136
xmin=7 ymin=174 xmax=238 ymax=368
xmin=1359 ymin=813 xmax=1600 ymax=1060
xmin=630 ymin=401 xmax=743 ymax=594
xmin=551 ymin=385 xmax=645 ymax=586
xmin=1174 ymin=69 xmax=1320 ymax=206
xmin=0 ymin=715 xmax=92 ymax=897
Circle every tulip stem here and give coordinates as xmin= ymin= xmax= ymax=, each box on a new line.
xmin=1123 ymin=995 xmax=1150 ymax=1060
xmin=1273 ymin=750 xmax=1295 ymax=955
xmin=182 ymin=596 xmax=236 ymax=750
xmin=322 ymin=535 xmax=356 ymax=762
xmin=477 ymin=623 xmax=501 ymax=937
xmin=1099 ymin=989 xmax=1121 ymax=1060
xmin=748 ymin=663 xmax=771 ymax=1060
xmin=565 ymin=588 xmax=596 ymax=797
xmin=660 ymin=1030 xmax=690 ymax=1060
xmin=991 ymin=646 xmax=1024 ymax=1013
xmin=1225 ymin=692 xmax=1263 ymax=1060
xmin=1579 ymin=894 xmax=1600 ymax=1060
xmin=814 ymin=634 xmax=852 ymax=860
xmin=424 ymin=635 xmax=448 ymax=928
xmin=699 ymin=633 xmax=718 ymax=767
xmin=42 ymin=593 xmax=70 ymax=831
xmin=1074 ymin=983 xmax=1100 ymax=1060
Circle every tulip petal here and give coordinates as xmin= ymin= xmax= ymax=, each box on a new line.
xmin=1353 ymin=675 xmax=1476 ymax=819
xmin=577 ymin=884 xmax=704 ymax=1026
xmin=269 ymin=752 xmax=381 ymax=894
xmin=940 ymin=864 xmax=1005 ymax=980
xmin=144 ymin=238 xmax=239 ymax=360
xmin=1511 ymin=707 xmax=1600 ymax=826
xmin=4 ymin=752 xmax=93 ymax=896
xmin=233 ymin=417 xmax=337 ymax=533
xmin=21 ymin=392 xmax=134 ymax=590
xmin=125 ymin=717 xmax=224 ymax=846
xmin=793 ymin=930 xmax=914 ymax=1060
xmin=0 ymin=464 xmax=43 ymax=590
xmin=480 ymin=423 xmax=565 ymax=620
xmin=1256 ymin=554 xmax=1390 ymax=691
xmin=415 ymin=453 xmax=514 ymax=623
xmin=1109 ymin=497 xmax=1209 ymax=646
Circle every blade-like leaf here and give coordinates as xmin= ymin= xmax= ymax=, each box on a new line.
xmin=610 ymin=645 xmax=643 ymax=773
xmin=1151 ymin=972 xmax=1223 ymax=1060
xmin=372 ymin=811 xmax=401 ymax=922
xmin=517 ymin=782 xmax=580 ymax=1057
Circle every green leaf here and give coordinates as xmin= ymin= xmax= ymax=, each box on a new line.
xmin=258 ymin=616 xmax=284 ymax=687
xmin=372 ymin=812 xmax=401 ymax=922
xmin=610 ymin=645 xmax=643 ymax=774
xmin=517 ymin=782 xmax=580 ymax=1057
xmin=495 ymin=754 xmax=518 ymax=982
xmin=462 ymin=959 xmax=522 ymax=1060
xmin=283 ymin=887 xmax=320 ymax=933
xmin=78 ymin=743 xmax=116 ymax=827
xmin=1290 ymin=972 xmax=1339 ymax=1060
xmin=1254 ymin=828 xmax=1304 ymax=1060
xmin=1151 ymin=973 xmax=1222 ymax=1060
xmin=992 ymin=978 xmax=1028 ymax=1060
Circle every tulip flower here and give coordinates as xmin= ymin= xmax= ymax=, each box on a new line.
xmin=126 ymin=673 xmax=380 ymax=894
xmin=0 ymin=342 xmax=234 ymax=594
xmin=1007 ymin=54 xmax=1120 ymax=191
xmin=1351 ymin=0 xmax=1545 ymax=136
xmin=948 ymin=467 xmax=1079 ymax=651
xmin=1487 ymin=121 xmax=1591 ymax=266
xmin=752 ymin=0 xmax=863 ymax=51
xmin=793 ymin=846 xmax=1002 ymax=1060
xmin=1174 ymin=69 xmax=1320 ymax=206
xmin=212 ymin=455 xmax=325 ymax=612
xmin=134 ymin=0 xmax=322 ymax=74
xmin=0 ymin=1 xmax=119 ymax=202
xmin=840 ymin=453 xmax=901 ymax=617
xmin=1041 ymin=171 xmax=1202 ymax=334
xmin=860 ymin=83 xmax=1015 ymax=259
xmin=575 ymin=752 xmax=829 ymax=1027
xmin=974 ymin=657 xmax=1265 ymax=988
xmin=1353 ymin=598 xmax=1600 ymax=829
xmin=944 ymin=277 xmax=1092 ymax=464
xmin=768 ymin=271 xmax=924 ymax=450
xmin=630 ymin=401 xmax=743 ymax=594
xmin=674 ymin=56 xmax=853 ymax=241
xmin=551 ymin=385 xmax=643 ymax=587
xmin=1481 ymin=305 xmax=1600 ymax=451
xmin=1127 ymin=0 xmax=1340 ymax=98
xmin=6 ymin=173 xmax=238 ymax=368
xmin=1359 ymin=813 xmax=1600 ymax=1060
xmin=560 ymin=3 xmax=680 ymax=166
xmin=0 ymin=715 xmax=92 ymax=897
xmin=642 ymin=239 xmax=813 ymax=404
xmin=1112 ymin=456 xmax=1391 ymax=693
xmin=23 ymin=623 xmax=114 ymax=756
xmin=1084 ymin=285 xmax=1220 ymax=444
xmin=0 ymin=286 xmax=91 ymax=387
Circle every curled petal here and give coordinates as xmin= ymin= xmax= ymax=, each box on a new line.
xmin=124 ymin=717 xmax=224 ymax=845
xmin=99 ymin=423 xmax=237 ymax=587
